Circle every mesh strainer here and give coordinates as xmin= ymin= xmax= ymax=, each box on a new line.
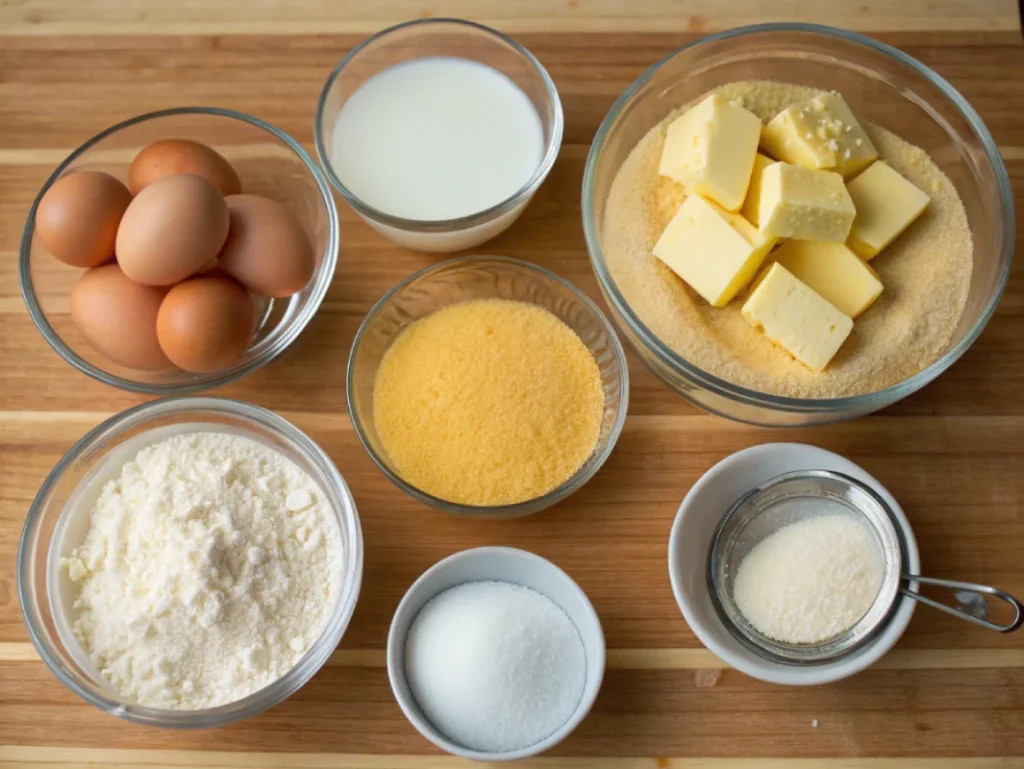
xmin=708 ymin=470 xmax=1023 ymax=665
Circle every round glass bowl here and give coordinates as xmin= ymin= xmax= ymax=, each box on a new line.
xmin=21 ymin=107 xmax=339 ymax=395
xmin=582 ymin=23 xmax=1014 ymax=426
xmin=314 ymin=18 xmax=563 ymax=253
xmin=347 ymin=256 xmax=629 ymax=517
xmin=18 ymin=397 xmax=363 ymax=728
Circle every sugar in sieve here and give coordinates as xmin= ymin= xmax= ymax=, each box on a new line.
xmin=708 ymin=470 xmax=1023 ymax=666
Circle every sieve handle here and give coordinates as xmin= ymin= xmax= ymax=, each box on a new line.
xmin=900 ymin=576 xmax=1024 ymax=633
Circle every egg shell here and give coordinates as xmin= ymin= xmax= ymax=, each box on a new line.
xmin=128 ymin=139 xmax=242 ymax=196
xmin=116 ymin=174 xmax=230 ymax=286
xmin=217 ymin=194 xmax=316 ymax=298
xmin=35 ymin=170 xmax=132 ymax=268
xmin=156 ymin=274 xmax=256 ymax=373
xmin=70 ymin=263 xmax=175 ymax=371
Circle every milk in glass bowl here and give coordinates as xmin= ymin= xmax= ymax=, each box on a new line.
xmin=314 ymin=18 xmax=563 ymax=253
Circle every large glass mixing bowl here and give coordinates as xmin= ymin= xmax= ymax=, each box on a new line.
xmin=582 ymin=23 xmax=1013 ymax=426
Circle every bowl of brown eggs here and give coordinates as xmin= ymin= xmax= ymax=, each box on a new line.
xmin=20 ymin=106 xmax=339 ymax=393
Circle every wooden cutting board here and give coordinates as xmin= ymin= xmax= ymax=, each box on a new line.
xmin=1 ymin=1 xmax=1023 ymax=766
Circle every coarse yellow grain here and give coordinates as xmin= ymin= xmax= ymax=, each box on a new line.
xmin=372 ymin=299 xmax=605 ymax=506
xmin=604 ymin=80 xmax=973 ymax=398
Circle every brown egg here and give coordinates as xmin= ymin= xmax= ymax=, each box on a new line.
xmin=217 ymin=194 xmax=316 ymax=298
xmin=35 ymin=171 xmax=131 ymax=268
xmin=128 ymin=139 xmax=242 ymax=196
xmin=70 ymin=263 xmax=174 ymax=371
xmin=156 ymin=275 xmax=256 ymax=373
xmin=116 ymin=174 xmax=229 ymax=286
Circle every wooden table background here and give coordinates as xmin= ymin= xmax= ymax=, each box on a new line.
xmin=2 ymin=1 xmax=1023 ymax=766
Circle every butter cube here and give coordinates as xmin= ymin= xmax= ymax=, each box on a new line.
xmin=659 ymin=94 xmax=763 ymax=212
xmin=740 ymin=153 xmax=777 ymax=228
xmin=845 ymin=161 xmax=930 ymax=260
xmin=771 ymin=240 xmax=883 ymax=318
xmin=758 ymin=163 xmax=856 ymax=242
xmin=742 ymin=263 xmax=853 ymax=372
xmin=654 ymin=193 xmax=776 ymax=307
xmin=761 ymin=92 xmax=878 ymax=179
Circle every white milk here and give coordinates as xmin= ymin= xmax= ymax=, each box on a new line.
xmin=330 ymin=57 xmax=546 ymax=249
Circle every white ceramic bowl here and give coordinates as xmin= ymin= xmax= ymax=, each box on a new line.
xmin=668 ymin=443 xmax=919 ymax=685
xmin=386 ymin=546 xmax=605 ymax=761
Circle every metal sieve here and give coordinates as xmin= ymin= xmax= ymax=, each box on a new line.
xmin=708 ymin=470 xmax=1023 ymax=665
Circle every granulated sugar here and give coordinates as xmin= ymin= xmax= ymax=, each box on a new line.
xmin=602 ymin=80 xmax=973 ymax=398
xmin=404 ymin=580 xmax=586 ymax=753
xmin=733 ymin=513 xmax=885 ymax=644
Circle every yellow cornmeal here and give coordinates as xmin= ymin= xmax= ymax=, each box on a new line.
xmin=604 ymin=80 xmax=974 ymax=399
xmin=373 ymin=299 xmax=604 ymax=506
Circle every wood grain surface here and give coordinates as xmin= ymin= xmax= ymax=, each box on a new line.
xmin=2 ymin=1 xmax=1024 ymax=766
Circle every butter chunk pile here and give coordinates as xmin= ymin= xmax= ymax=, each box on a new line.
xmin=653 ymin=91 xmax=931 ymax=373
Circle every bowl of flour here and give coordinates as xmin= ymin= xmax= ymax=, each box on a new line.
xmin=18 ymin=396 xmax=363 ymax=728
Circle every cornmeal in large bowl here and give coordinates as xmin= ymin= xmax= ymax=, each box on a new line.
xmin=602 ymin=80 xmax=973 ymax=399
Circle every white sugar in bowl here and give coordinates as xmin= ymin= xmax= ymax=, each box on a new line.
xmin=387 ymin=546 xmax=605 ymax=761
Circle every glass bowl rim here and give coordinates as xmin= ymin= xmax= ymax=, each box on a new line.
xmin=17 ymin=395 xmax=364 ymax=728
xmin=346 ymin=254 xmax=630 ymax=517
xmin=581 ymin=21 xmax=1015 ymax=415
xmin=19 ymin=105 xmax=341 ymax=396
xmin=313 ymin=17 xmax=565 ymax=233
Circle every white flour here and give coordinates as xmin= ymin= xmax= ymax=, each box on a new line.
xmin=62 ymin=431 xmax=344 ymax=710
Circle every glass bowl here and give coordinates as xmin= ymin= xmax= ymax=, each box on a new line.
xmin=17 ymin=397 xmax=363 ymax=728
xmin=314 ymin=18 xmax=563 ymax=253
xmin=20 ymin=107 xmax=339 ymax=395
xmin=347 ymin=256 xmax=629 ymax=517
xmin=582 ymin=23 xmax=1014 ymax=426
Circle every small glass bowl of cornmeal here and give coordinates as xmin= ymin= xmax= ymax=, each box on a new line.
xmin=315 ymin=19 xmax=563 ymax=253
xmin=347 ymin=256 xmax=629 ymax=517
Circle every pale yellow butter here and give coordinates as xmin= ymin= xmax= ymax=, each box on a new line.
xmin=846 ymin=160 xmax=930 ymax=260
xmin=761 ymin=92 xmax=878 ymax=179
xmin=740 ymin=152 xmax=777 ymax=228
xmin=658 ymin=94 xmax=763 ymax=212
xmin=742 ymin=263 xmax=853 ymax=373
xmin=758 ymin=163 xmax=856 ymax=242
xmin=771 ymin=239 xmax=883 ymax=318
xmin=653 ymin=193 xmax=776 ymax=308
